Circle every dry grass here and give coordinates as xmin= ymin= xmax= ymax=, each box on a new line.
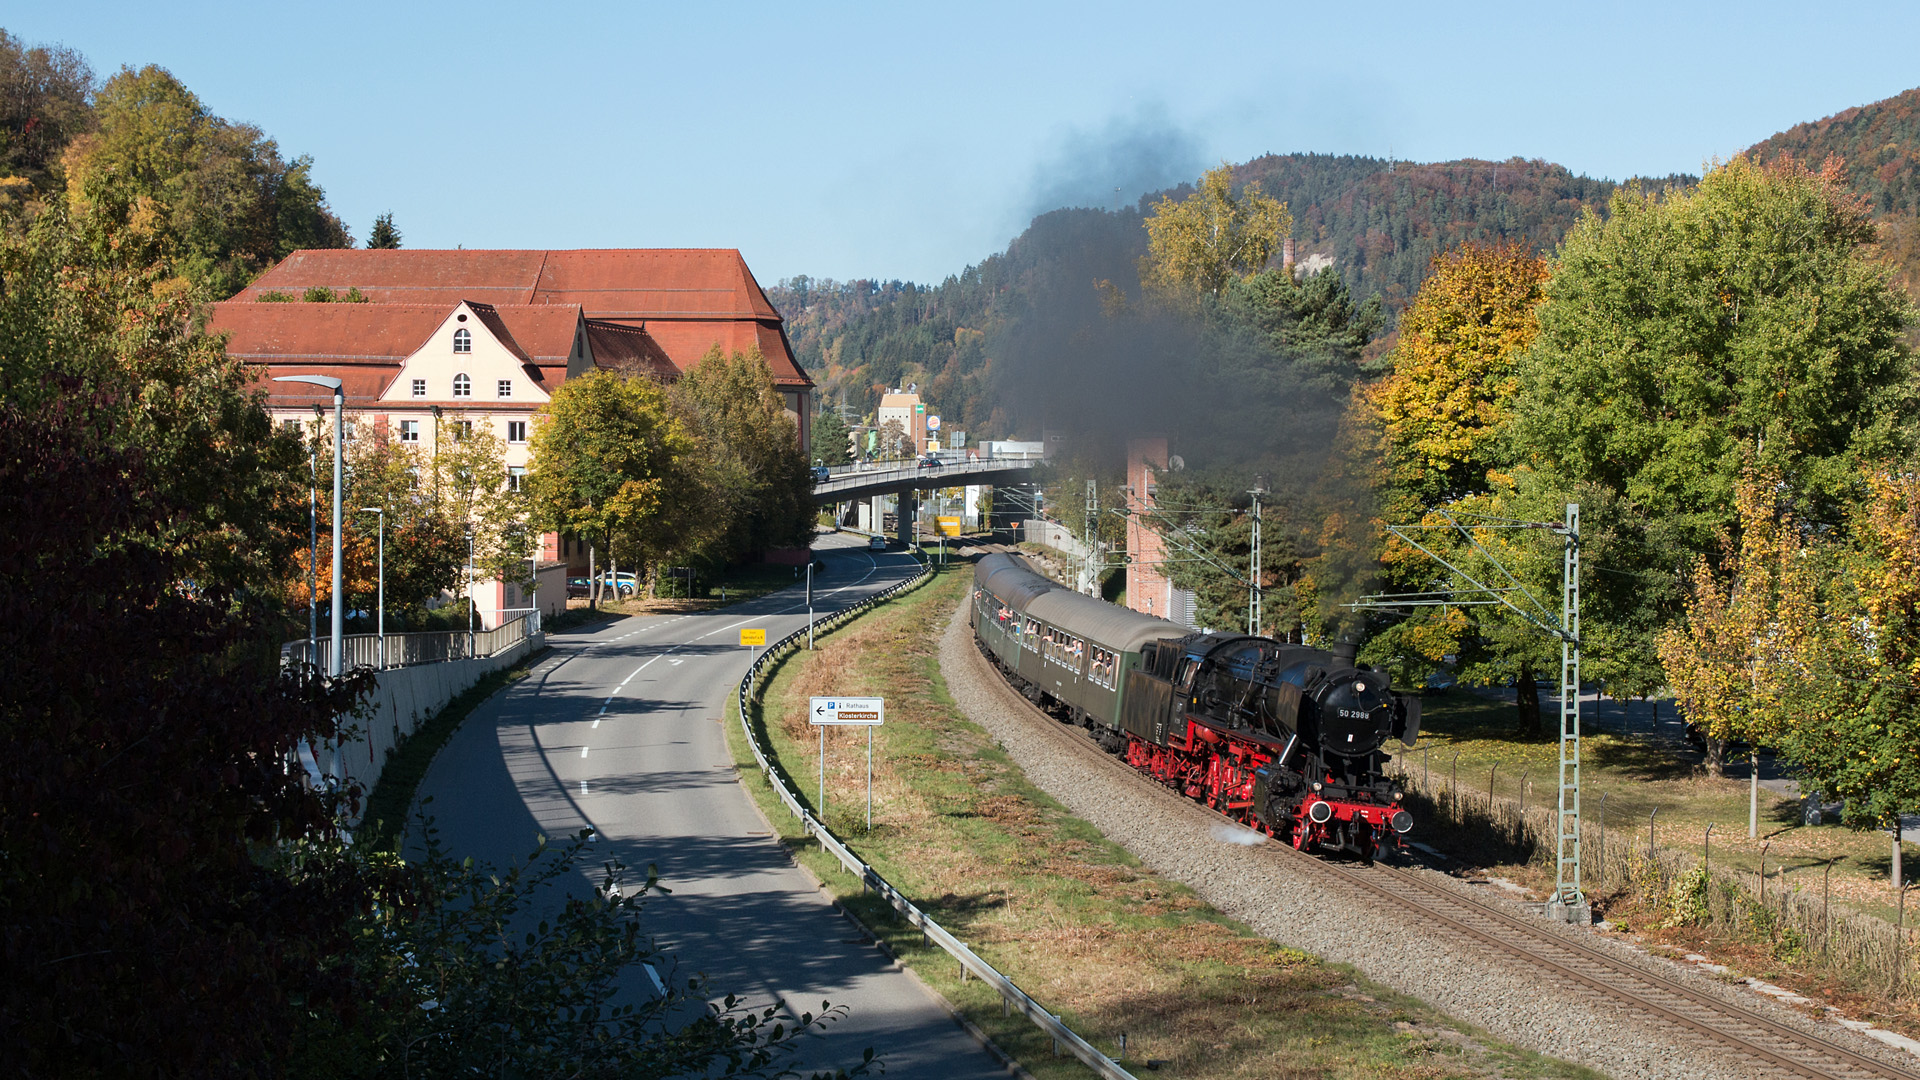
xmin=729 ymin=556 xmax=1599 ymax=1080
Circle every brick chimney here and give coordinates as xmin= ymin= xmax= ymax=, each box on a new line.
xmin=1282 ymin=238 xmax=1295 ymax=277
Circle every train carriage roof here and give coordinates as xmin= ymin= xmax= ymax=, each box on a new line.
xmin=975 ymin=553 xmax=1182 ymax=654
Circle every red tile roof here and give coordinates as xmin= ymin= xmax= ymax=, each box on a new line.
xmin=208 ymin=300 xmax=584 ymax=405
xmin=236 ymin=248 xmax=810 ymax=389
xmin=585 ymin=320 xmax=678 ymax=381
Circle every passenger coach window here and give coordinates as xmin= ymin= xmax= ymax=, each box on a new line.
xmin=1022 ymin=617 xmax=1040 ymax=651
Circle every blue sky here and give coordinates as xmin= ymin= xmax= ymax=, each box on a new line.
xmin=14 ymin=2 xmax=1920 ymax=284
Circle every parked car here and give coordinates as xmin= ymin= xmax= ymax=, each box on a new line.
xmin=868 ymin=535 xmax=889 ymax=551
xmin=812 ymin=465 xmax=832 ymax=482
xmin=600 ymin=572 xmax=638 ymax=597
xmin=566 ymin=577 xmax=591 ymax=599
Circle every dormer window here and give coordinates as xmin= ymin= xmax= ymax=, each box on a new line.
xmin=453 ymin=373 xmax=472 ymax=398
xmin=453 ymin=328 xmax=471 ymax=353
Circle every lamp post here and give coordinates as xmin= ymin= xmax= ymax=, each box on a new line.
xmin=360 ymin=507 xmax=385 ymax=669
xmin=276 ymin=375 xmax=345 ymax=785
xmin=308 ymin=404 xmax=322 ymax=650
xmin=467 ymin=531 xmax=476 ymax=657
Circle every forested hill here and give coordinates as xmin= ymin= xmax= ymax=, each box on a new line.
xmin=770 ymin=154 xmax=1693 ymax=433
xmin=1746 ymin=86 xmax=1920 ymax=216
xmin=1230 ymin=153 xmax=1692 ymax=310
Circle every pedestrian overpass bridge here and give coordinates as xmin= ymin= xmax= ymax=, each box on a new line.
xmin=811 ymin=456 xmax=1040 ymax=543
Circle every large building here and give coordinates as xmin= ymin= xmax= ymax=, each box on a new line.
xmin=231 ymin=247 xmax=813 ymax=451
xmin=211 ymin=247 xmax=811 ymax=622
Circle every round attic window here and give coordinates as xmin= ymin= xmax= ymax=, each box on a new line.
xmin=456 ymin=313 xmax=468 ymax=322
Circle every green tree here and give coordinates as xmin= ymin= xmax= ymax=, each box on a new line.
xmin=812 ymin=406 xmax=852 ymax=466
xmin=366 ymin=210 xmax=401 ymax=249
xmin=524 ymin=369 xmax=699 ymax=601
xmin=431 ymin=416 xmax=535 ymax=601
xmin=670 ymin=345 xmax=814 ymax=564
xmin=62 ymin=64 xmax=349 ymax=297
xmin=1224 ymin=265 xmax=1385 ymax=389
xmin=1141 ymin=164 xmax=1292 ymax=300
xmin=0 ymin=30 xmax=95 ymax=196
xmin=1512 ymin=155 xmax=1918 ymax=692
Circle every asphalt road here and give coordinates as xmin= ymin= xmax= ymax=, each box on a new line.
xmin=414 ymin=532 xmax=1005 ymax=1078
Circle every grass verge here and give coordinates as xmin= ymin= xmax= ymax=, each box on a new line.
xmin=358 ymin=647 xmax=549 ymax=852
xmin=727 ymin=560 xmax=1598 ymax=1080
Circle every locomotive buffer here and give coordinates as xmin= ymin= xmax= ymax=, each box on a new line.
xmin=1350 ymin=504 xmax=1588 ymax=924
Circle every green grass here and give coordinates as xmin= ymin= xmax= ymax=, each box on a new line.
xmin=727 ymin=561 xmax=1598 ymax=1080
xmin=357 ymin=647 xmax=548 ymax=852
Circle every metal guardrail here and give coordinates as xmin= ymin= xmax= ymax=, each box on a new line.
xmin=283 ymin=610 xmax=540 ymax=671
xmin=736 ymin=554 xmax=1137 ymax=1080
xmin=812 ymin=455 xmax=1038 ymax=496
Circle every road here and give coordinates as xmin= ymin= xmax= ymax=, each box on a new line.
xmin=414 ymin=532 xmax=1005 ymax=1078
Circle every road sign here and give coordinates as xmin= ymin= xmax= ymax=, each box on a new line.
xmin=740 ymin=628 xmax=766 ymax=646
xmin=810 ymin=696 xmax=884 ymax=725
xmin=927 ymin=414 xmax=942 ymax=431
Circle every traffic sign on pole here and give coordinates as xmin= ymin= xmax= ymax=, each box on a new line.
xmin=740 ymin=628 xmax=766 ymax=647
xmin=810 ymin=697 xmax=885 ymax=828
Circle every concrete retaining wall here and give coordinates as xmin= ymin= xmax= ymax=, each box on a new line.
xmin=335 ymin=633 xmax=545 ymax=797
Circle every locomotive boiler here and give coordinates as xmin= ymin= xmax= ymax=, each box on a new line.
xmin=971 ymin=553 xmax=1420 ymax=862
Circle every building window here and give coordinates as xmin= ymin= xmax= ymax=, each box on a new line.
xmin=453 ymin=373 xmax=471 ymax=397
xmin=453 ymin=328 xmax=471 ymax=353
xmin=280 ymin=418 xmax=301 ymax=433
xmin=506 ymin=466 xmax=526 ymax=492
xmin=411 ymin=378 xmax=426 ymax=397
xmin=452 ymin=420 xmax=472 ymax=442
xmin=497 ymin=379 xmax=512 ymax=398
xmin=399 ymin=419 xmax=420 ymax=443
xmin=507 ymin=420 xmax=528 ymax=443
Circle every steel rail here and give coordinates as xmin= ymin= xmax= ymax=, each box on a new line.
xmin=959 ymin=604 xmax=1920 ymax=1080
xmin=735 ymin=546 xmax=1138 ymax=1080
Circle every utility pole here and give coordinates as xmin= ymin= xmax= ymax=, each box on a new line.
xmin=1082 ymin=478 xmax=1099 ymax=595
xmin=1346 ymin=503 xmax=1587 ymax=923
xmin=1247 ymin=478 xmax=1265 ymax=636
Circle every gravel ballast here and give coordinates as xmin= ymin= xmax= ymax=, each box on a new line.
xmin=937 ymin=595 xmax=1917 ymax=1080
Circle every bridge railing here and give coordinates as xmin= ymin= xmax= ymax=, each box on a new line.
xmin=736 ymin=555 xmax=1136 ymax=1080
xmin=282 ymin=610 xmax=540 ymax=671
xmin=813 ymin=455 xmax=1038 ymax=494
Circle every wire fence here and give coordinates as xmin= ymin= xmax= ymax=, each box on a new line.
xmin=735 ymin=554 xmax=1138 ymax=1080
xmin=1394 ymin=754 xmax=1920 ymax=997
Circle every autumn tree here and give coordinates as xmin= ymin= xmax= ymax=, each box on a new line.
xmin=0 ymin=30 xmax=95 ymax=195
xmin=1141 ymin=164 xmax=1292 ymax=300
xmin=1774 ymin=469 xmax=1920 ymax=859
xmin=669 ymin=345 xmax=814 ymax=564
xmin=1658 ymin=466 xmax=1815 ymax=817
xmin=1356 ymin=243 xmax=1557 ymax=726
xmin=524 ymin=369 xmax=699 ymax=601
xmin=61 ymin=64 xmax=349 ymax=297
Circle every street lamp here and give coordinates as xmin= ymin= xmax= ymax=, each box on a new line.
xmin=360 ymin=507 xmax=385 ymax=669
xmin=277 ymin=374 xmax=344 ymax=787
xmin=466 ymin=530 xmax=476 ymax=657
xmin=308 ymin=404 xmax=323 ymax=650
xmin=277 ymin=376 xmax=345 ymax=685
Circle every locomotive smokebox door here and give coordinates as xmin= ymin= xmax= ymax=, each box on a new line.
xmin=1319 ymin=674 xmax=1393 ymax=757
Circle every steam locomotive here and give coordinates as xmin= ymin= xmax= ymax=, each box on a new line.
xmin=971 ymin=553 xmax=1421 ymax=862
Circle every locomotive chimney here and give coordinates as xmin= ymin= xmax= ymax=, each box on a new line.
xmin=1330 ymin=639 xmax=1358 ymax=666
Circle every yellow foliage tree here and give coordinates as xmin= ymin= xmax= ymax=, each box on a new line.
xmin=1365 ymin=241 xmax=1548 ymax=513
xmin=1657 ymin=466 xmax=1814 ymax=824
xmin=1140 ymin=164 xmax=1292 ymax=300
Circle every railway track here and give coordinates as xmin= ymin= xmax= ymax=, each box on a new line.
xmin=952 ymin=594 xmax=1920 ymax=1080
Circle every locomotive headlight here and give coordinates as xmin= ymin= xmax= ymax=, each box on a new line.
xmin=1308 ymin=801 xmax=1334 ymax=823
xmin=1392 ymin=790 xmax=1403 ymax=801
xmin=1354 ymin=681 xmax=1367 ymax=693
xmin=1311 ymin=782 xmax=1323 ymax=792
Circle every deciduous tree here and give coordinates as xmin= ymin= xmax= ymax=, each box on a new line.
xmin=1141 ymin=164 xmax=1292 ymax=300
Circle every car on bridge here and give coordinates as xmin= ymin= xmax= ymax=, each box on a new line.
xmin=812 ymin=465 xmax=831 ymax=482
xmin=917 ymin=453 xmax=941 ymax=469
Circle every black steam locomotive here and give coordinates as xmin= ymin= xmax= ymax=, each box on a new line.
xmin=971 ymin=553 xmax=1421 ymax=862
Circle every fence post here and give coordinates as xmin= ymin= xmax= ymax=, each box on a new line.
xmin=1759 ymin=841 xmax=1770 ymax=905
xmin=1824 ymin=858 xmax=1835 ymax=958
xmin=1596 ymin=793 xmax=1606 ymax=884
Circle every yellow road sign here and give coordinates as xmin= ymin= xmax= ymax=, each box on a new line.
xmin=740 ymin=628 xmax=766 ymax=646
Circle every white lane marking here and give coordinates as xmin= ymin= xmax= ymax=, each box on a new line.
xmin=669 ymin=658 xmax=684 ymax=666
xmin=642 ymin=962 xmax=666 ymax=995
xmin=580 ymin=746 xmax=589 ymax=759
xmin=580 ymin=779 xmax=588 ymax=795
